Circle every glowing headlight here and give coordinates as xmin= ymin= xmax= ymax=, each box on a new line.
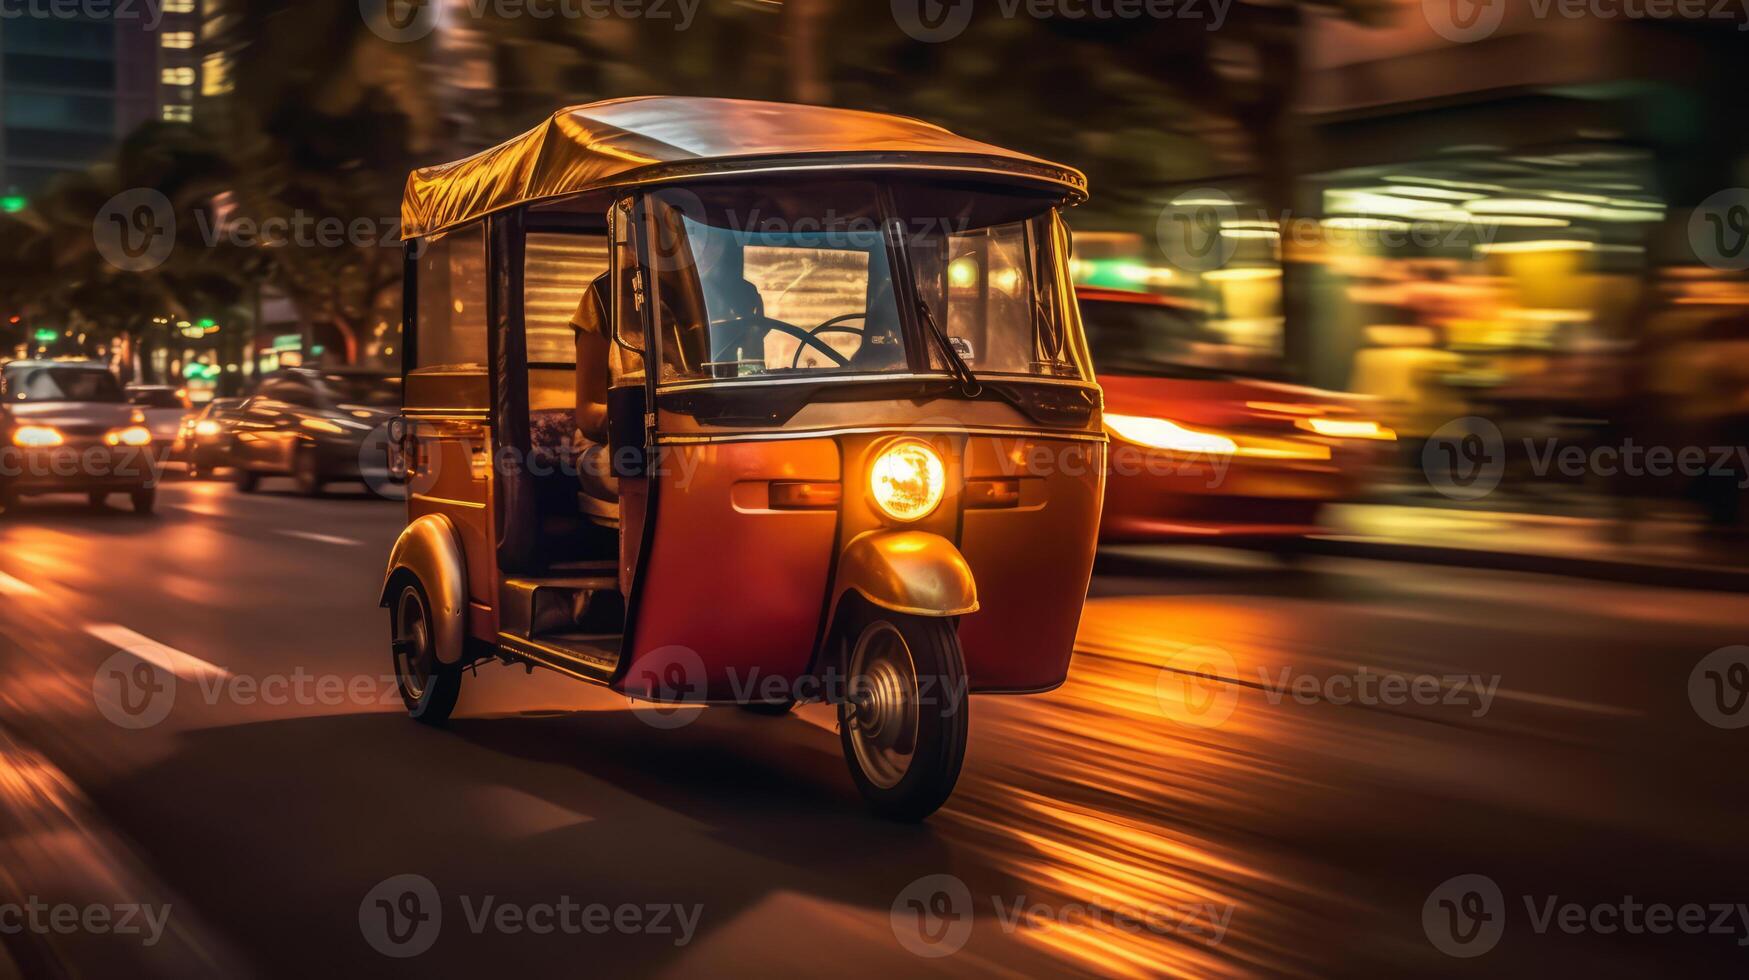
xmin=104 ymin=426 xmax=152 ymax=447
xmin=1105 ymin=415 xmax=1237 ymax=455
xmin=869 ymin=441 xmax=946 ymax=523
xmin=1298 ymin=417 xmax=1397 ymax=441
xmin=194 ymin=420 xmax=221 ymax=437
xmin=12 ymin=425 xmax=63 ymax=448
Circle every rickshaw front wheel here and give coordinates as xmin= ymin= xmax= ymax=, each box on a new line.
xmin=837 ymin=606 xmax=968 ymax=822
xmin=391 ymin=579 xmax=462 ymax=725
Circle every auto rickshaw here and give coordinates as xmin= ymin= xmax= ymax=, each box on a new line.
xmin=381 ymin=97 xmax=1105 ymax=820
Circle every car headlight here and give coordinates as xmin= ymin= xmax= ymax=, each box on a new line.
xmin=869 ymin=440 xmax=946 ymax=523
xmin=194 ymin=420 xmax=221 ymax=437
xmin=104 ymin=426 xmax=152 ymax=447
xmin=1105 ymin=414 xmax=1237 ymax=455
xmin=12 ymin=425 xmax=63 ymax=448
xmin=1297 ymin=417 xmax=1397 ymax=441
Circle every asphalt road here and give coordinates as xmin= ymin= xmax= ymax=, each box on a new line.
xmin=0 ymin=477 xmax=1744 ymax=978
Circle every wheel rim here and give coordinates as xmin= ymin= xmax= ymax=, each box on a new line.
xmin=394 ymin=587 xmax=433 ymax=701
xmin=846 ymin=621 xmax=920 ymax=790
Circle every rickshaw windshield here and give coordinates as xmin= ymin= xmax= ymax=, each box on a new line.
xmin=892 ymin=182 xmax=1087 ymax=381
xmin=645 ymin=178 xmax=1088 ymax=384
xmin=648 ymin=180 xmax=908 ymax=382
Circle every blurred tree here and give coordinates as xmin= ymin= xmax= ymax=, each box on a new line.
xmin=0 ymin=122 xmax=251 ymax=379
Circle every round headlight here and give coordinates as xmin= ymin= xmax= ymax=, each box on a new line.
xmin=868 ymin=440 xmax=946 ymax=523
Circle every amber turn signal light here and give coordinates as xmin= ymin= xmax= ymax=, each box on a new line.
xmin=770 ymin=481 xmax=842 ymax=510
xmin=964 ymin=478 xmax=1022 ymax=509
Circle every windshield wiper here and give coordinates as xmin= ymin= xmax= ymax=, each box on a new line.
xmin=916 ymin=298 xmax=982 ymax=398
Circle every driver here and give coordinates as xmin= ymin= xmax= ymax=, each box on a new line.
xmin=570 ymin=273 xmax=619 ymax=514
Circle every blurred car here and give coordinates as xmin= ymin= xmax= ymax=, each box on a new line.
xmin=175 ymin=396 xmax=244 ymax=478
xmin=228 ymin=368 xmax=400 ymax=495
xmin=0 ymin=360 xmax=160 ymax=514
xmin=1078 ymin=286 xmax=1394 ymax=542
xmin=124 ymin=384 xmax=193 ymax=447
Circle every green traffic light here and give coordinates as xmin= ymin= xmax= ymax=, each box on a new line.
xmin=32 ymin=328 xmax=57 ymax=343
xmin=0 ymin=195 xmax=25 ymax=214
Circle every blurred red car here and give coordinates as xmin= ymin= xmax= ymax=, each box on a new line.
xmin=1078 ymin=286 xmax=1394 ymax=542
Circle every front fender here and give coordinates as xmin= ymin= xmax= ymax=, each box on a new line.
xmin=835 ymin=529 xmax=978 ymax=618
xmin=380 ymin=514 xmax=469 ymax=665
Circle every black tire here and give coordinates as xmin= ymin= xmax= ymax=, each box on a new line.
xmin=87 ymin=491 xmax=108 ymax=509
xmin=391 ymin=579 xmax=463 ymax=725
xmin=292 ymin=446 xmax=325 ymax=497
xmin=234 ymin=466 xmax=259 ymax=493
xmin=738 ymin=699 xmax=797 ymax=717
xmin=130 ymin=486 xmax=156 ymax=515
xmin=836 ymin=604 xmax=969 ymax=822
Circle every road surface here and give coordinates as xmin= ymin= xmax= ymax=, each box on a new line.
xmin=0 ymin=479 xmax=1743 ymax=977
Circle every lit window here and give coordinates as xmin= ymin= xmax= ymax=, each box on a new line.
xmin=201 ymin=53 xmax=233 ymax=96
xmin=162 ymin=0 xmax=195 ymax=11
xmin=161 ymin=31 xmax=195 ymax=49
xmin=161 ymin=67 xmax=195 ymax=86
xmin=162 ymin=104 xmax=193 ymax=123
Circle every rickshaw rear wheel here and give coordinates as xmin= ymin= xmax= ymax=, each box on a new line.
xmin=836 ymin=604 xmax=968 ymax=822
xmin=390 ymin=578 xmax=462 ymax=725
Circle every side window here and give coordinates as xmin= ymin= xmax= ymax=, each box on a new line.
xmin=415 ymin=222 xmax=488 ymax=368
xmin=525 ymin=231 xmax=608 ymax=364
xmin=525 ymin=231 xmax=608 ymax=411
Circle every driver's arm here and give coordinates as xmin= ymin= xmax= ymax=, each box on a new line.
xmin=572 ymin=275 xmax=612 ymax=444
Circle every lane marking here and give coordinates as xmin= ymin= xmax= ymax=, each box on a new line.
xmin=0 ymin=570 xmax=40 ymax=596
xmin=84 ymin=624 xmax=231 ymax=681
xmin=277 ymin=530 xmax=361 ymax=547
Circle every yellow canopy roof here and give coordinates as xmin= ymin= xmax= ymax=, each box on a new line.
xmin=401 ymin=97 xmax=1087 ymax=238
